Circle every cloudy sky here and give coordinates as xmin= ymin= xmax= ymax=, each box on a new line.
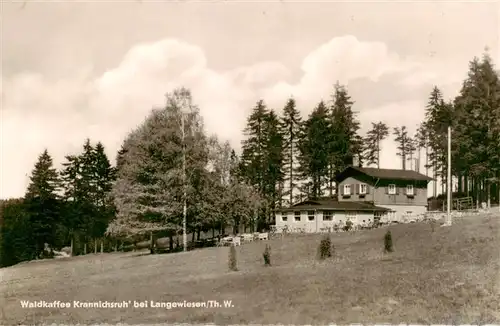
xmin=1 ymin=1 xmax=499 ymax=199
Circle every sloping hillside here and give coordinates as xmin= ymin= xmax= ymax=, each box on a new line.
xmin=1 ymin=214 xmax=499 ymax=324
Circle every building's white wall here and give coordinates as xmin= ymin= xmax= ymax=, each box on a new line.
xmin=377 ymin=205 xmax=427 ymax=223
xmin=274 ymin=210 xmax=375 ymax=233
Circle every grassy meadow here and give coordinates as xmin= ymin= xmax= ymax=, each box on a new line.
xmin=1 ymin=213 xmax=499 ymax=324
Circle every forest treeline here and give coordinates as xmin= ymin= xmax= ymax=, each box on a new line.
xmin=1 ymin=52 xmax=499 ymax=267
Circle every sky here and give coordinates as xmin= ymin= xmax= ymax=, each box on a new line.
xmin=1 ymin=0 xmax=499 ymax=199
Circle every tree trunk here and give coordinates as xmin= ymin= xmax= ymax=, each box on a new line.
xmin=425 ymin=146 xmax=429 ymax=176
xmin=94 ymin=239 xmax=97 ymax=254
xmin=84 ymin=243 xmax=87 ymax=255
xmin=487 ymin=179 xmax=491 ymax=209
xmin=433 ymin=164 xmax=437 ymax=198
xmin=254 ymin=206 xmax=258 ymax=233
xmin=70 ymin=236 xmax=74 ymax=257
xmin=417 ymin=148 xmax=421 ymax=173
xmin=377 ymin=140 xmax=381 ymax=169
xmin=328 ymin=163 xmax=333 ymax=196
xmin=474 ymin=178 xmax=479 ymax=208
xmin=497 ymin=175 xmax=500 ymax=212
xmin=150 ymin=232 xmax=154 ymax=254
xmin=458 ymin=173 xmax=462 ymax=194
xmin=196 ymin=228 xmax=201 ymax=240
xmin=100 ymin=239 xmax=103 ymax=254
xmin=441 ymin=168 xmax=445 ymax=195
xmin=464 ymin=174 xmax=469 ymax=197
xmin=289 ymin=141 xmax=294 ymax=205
xmin=480 ymin=178 xmax=484 ymax=206
xmin=169 ymin=236 xmax=174 ymax=251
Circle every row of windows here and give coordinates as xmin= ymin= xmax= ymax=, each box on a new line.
xmin=283 ymin=211 xmax=357 ymax=222
xmin=342 ymin=184 xmax=415 ymax=195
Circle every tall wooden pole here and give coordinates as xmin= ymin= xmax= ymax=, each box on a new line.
xmin=181 ymin=102 xmax=187 ymax=252
xmin=446 ymin=126 xmax=452 ymax=226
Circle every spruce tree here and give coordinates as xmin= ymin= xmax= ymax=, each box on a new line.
xmin=297 ymin=101 xmax=331 ymax=199
xmin=453 ymin=54 xmax=500 ymax=205
xmin=240 ymin=100 xmax=269 ymax=227
xmin=263 ymin=109 xmax=285 ymax=216
xmin=60 ymin=154 xmax=84 ymax=254
xmin=328 ymin=83 xmax=362 ymax=195
xmin=280 ymin=98 xmax=302 ymax=206
xmin=25 ymin=150 xmax=61 ymax=257
xmin=0 ymin=198 xmax=35 ymax=266
xmin=240 ymin=100 xmax=268 ymax=190
xmin=91 ymin=142 xmax=116 ymax=243
xmin=425 ymin=86 xmax=446 ymax=197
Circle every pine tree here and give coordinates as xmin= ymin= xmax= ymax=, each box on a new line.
xmin=406 ymin=137 xmax=417 ymax=171
xmin=364 ymin=122 xmax=390 ymax=168
xmin=280 ymin=98 xmax=302 ymax=206
xmin=297 ymin=101 xmax=331 ymax=199
xmin=415 ymin=122 xmax=429 ymax=175
xmin=393 ymin=126 xmax=412 ymax=170
xmin=25 ymin=150 xmax=61 ymax=257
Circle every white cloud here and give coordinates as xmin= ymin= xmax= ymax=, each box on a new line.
xmin=1 ymin=35 xmax=457 ymax=198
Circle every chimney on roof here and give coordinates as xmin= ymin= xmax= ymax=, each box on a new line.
xmin=352 ymin=154 xmax=360 ymax=167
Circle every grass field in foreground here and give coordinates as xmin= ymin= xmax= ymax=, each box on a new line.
xmin=1 ymin=214 xmax=499 ymax=324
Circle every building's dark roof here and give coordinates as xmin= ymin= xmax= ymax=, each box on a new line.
xmin=278 ymin=198 xmax=390 ymax=212
xmin=336 ymin=166 xmax=433 ymax=182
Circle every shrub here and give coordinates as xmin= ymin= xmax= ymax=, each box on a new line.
xmin=318 ymin=235 xmax=333 ymax=260
xmin=343 ymin=220 xmax=353 ymax=232
xmin=228 ymin=245 xmax=238 ymax=271
xmin=263 ymin=244 xmax=271 ymax=266
xmin=384 ymin=230 xmax=393 ymax=253
xmin=431 ymin=220 xmax=437 ymax=232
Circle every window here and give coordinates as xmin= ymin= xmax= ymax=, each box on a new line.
xmin=359 ymin=184 xmax=367 ymax=195
xmin=388 ymin=184 xmax=396 ymax=195
xmin=308 ymin=211 xmax=315 ymax=221
xmin=282 ymin=215 xmax=288 ymax=222
xmin=346 ymin=211 xmax=357 ymax=219
xmin=406 ymin=184 xmax=414 ymax=196
xmin=294 ymin=211 xmax=301 ymax=222
xmin=323 ymin=210 xmax=334 ymax=221
xmin=344 ymin=184 xmax=351 ymax=196
xmin=389 ymin=211 xmax=397 ymax=221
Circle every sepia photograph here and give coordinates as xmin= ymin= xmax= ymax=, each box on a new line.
xmin=1 ymin=0 xmax=499 ymax=324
